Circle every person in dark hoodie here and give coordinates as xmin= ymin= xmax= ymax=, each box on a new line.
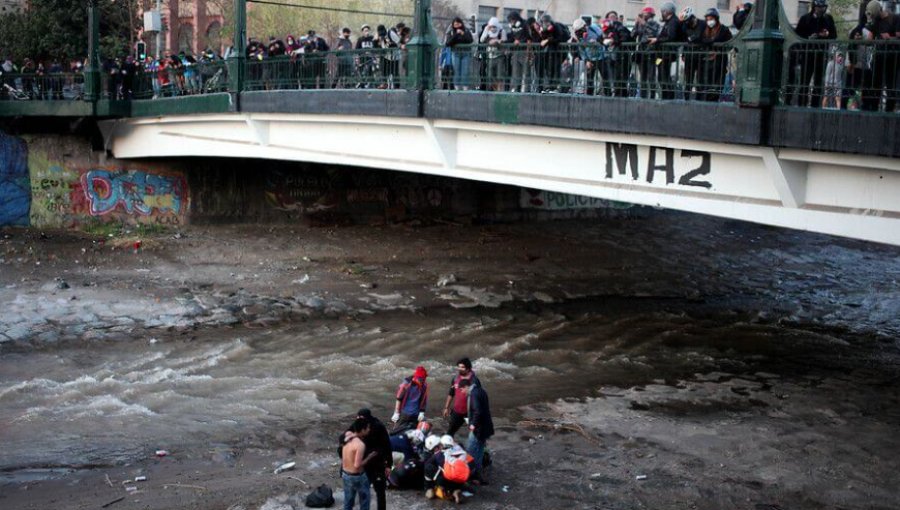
xmin=790 ymin=0 xmax=837 ymax=107
xmin=307 ymin=30 xmax=330 ymax=89
xmin=506 ymin=11 xmax=535 ymax=93
xmin=700 ymin=8 xmax=733 ymax=102
xmin=465 ymin=377 xmax=494 ymax=483
xmin=733 ymin=2 xmax=753 ymax=31
xmin=334 ymin=27 xmax=354 ymax=88
xmin=356 ymin=24 xmax=377 ymax=88
xmin=445 ymin=17 xmax=474 ymax=90
xmin=355 ymin=409 xmax=392 ymax=510
xmin=680 ymin=7 xmax=705 ymax=99
xmin=537 ymin=14 xmax=569 ymax=92
xmin=602 ymin=12 xmax=634 ymax=97
xmin=649 ymin=2 xmax=682 ymax=100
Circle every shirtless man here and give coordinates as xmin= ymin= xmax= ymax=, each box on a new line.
xmin=342 ymin=418 xmax=377 ymax=510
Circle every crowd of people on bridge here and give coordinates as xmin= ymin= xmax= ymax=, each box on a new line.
xmin=1 ymin=0 xmax=897 ymax=110
xmin=338 ymin=358 xmax=494 ymax=509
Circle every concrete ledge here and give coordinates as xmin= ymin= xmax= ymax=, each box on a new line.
xmin=0 ymin=100 xmax=93 ymax=117
xmin=241 ymin=89 xmax=420 ymax=118
xmin=425 ymin=91 xmax=764 ymax=146
xmin=128 ymin=93 xmax=233 ymax=118
xmin=770 ymin=107 xmax=900 ymax=158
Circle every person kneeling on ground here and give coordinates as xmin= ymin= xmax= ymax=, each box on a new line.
xmin=423 ymin=434 xmax=475 ymax=504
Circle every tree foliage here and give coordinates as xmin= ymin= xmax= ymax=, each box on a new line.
xmin=0 ymin=0 xmax=139 ymax=62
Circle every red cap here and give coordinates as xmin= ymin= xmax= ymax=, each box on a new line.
xmin=413 ymin=366 xmax=428 ymax=379
xmin=641 ymin=6 xmax=656 ymax=15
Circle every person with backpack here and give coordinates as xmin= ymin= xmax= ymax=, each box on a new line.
xmin=423 ymin=436 xmax=473 ymax=503
xmin=392 ymin=366 xmax=429 ymax=433
xmin=572 ymin=18 xmax=608 ymax=96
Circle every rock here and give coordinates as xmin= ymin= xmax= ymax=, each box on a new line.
xmin=436 ymin=274 xmax=458 ymax=287
xmin=258 ymin=495 xmax=294 ymax=510
xmin=56 ymin=279 xmax=70 ymax=290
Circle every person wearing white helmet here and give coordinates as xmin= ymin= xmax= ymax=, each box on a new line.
xmin=680 ymin=7 xmax=705 ymax=99
xmin=423 ymin=433 xmax=472 ymax=503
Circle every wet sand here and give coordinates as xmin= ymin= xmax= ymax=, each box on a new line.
xmin=1 ymin=214 xmax=898 ymax=510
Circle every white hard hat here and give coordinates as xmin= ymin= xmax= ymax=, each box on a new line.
xmin=424 ymin=434 xmax=441 ymax=452
xmin=440 ymin=434 xmax=455 ymax=449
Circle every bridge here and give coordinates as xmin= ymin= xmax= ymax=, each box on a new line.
xmin=2 ymin=0 xmax=899 ymax=246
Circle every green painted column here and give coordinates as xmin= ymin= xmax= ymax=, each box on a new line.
xmin=737 ymin=0 xmax=784 ymax=106
xmin=83 ymin=0 xmax=102 ymax=102
xmin=229 ymin=0 xmax=247 ymax=98
xmin=406 ymin=0 xmax=438 ymax=91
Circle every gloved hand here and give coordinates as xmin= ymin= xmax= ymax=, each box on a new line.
xmin=464 ymin=417 xmax=469 ymax=426
xmin=391 ymin=412 xmax=400 ymax=423
xmin=417 ymin=412 xmax=425 ymax=422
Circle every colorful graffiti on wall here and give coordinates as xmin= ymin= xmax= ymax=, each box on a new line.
xmin=0 ymin=131 xmax=30 ymax=226
xmin=25 ymin=141 xmax=189 ymax=228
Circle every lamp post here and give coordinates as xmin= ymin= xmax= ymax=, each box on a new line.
xmin=737 ymin=0 xmax=785 ymax=106
xmin=406 ymin=0 xmax=437 ymax=92
xmin=229 ymin=0 xmax=246 ymax=98
xmin=84 ymin=0 xmax=102 ymax=101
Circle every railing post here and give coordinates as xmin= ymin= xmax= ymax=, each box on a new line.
xmin=229 ymin=0 xmax=247 ymax=106
xmin=407 ymin=0 xmax=438 ymax=94
xmin=737 ymin=0 xmax=784 ymax=106
xmin=84 ymin=0 xmax=102 ymax=102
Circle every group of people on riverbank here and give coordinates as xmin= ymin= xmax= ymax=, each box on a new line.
xmin=339 ymin=357 xmax=493 ymax=509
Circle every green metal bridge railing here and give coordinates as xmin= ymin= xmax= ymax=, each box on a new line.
xmin=1 ymin=0 xmax=898 ymax=119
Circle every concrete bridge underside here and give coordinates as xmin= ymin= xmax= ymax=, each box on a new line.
xmin=101 ymin=113 xmax=900 ymax=246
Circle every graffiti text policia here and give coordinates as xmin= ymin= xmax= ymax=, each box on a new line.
xmin=605 ymin=144 xmax=712 ymax=189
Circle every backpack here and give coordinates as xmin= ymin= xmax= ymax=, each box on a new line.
xmin=305 ymin=484 xmax=335 ymax=508
xmin=555 ymin=22 xmax=571 ymax=42
xmin=442 ymin=449 xmax=472 ymax=483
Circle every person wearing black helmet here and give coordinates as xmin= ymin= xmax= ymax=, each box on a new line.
xmin=699 ymin=7 xmax=733 ymax=102
xmin=791 ymin=0 xmax=837 ymax=107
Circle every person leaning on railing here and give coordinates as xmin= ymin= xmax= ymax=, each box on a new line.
xmin=602 ymin=12 xmax=635 ymax=97
xmin=648 ymin=2 xmax=682 ymax=100
xmin=680 ymin=7 xmax=705 ymax=100
xmin=506 ymin=12 xmax=536 ymax=93
xmin=572 ymin=18 xmax=609 ymax=96
xmin=791 ymin=0 xmax=837 ymax=107
xmin=863 ymin=0 xmax=900 ymax=112
xmin=479 ymin=17 xmax=506 ymax=91
xmin=445 ymin=17 xmax=474 ymax=91
xmin=700 ymin=8 xmax=733 ymax=102
xmin=632 ymin=7 xmax=662 ymax=99
xmin=538 ymin=14 xmax=569 ymax=93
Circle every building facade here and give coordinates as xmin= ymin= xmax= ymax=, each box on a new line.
xmin=140 ymin=0 xmax=226 ymax=57
xmin=0 ymin=0 xmax=25 ymax=15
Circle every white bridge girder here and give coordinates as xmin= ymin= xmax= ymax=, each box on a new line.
xmin=102 ymin=114 xmax=900 ymax=246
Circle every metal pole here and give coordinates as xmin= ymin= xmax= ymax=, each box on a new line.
xmin=228 ymin=0 xmax=247 ymax=101
xmin=406 ymin=0 xmax=436 ymax=92
xmin=737 ymin=0 xmax=784 ymax=106
xmin=84 ymin=0 xmax=102 ymax=101
xmin=156 ymin=0 xmax=162 ymax=58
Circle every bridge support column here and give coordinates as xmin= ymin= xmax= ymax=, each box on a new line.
xmin=737 ymin=0 xmax=784 ymax=106
xmin=406 ymin=0 xmax=438 ymax=97
xmin=84 ymin=0 xmax=102 ymax=102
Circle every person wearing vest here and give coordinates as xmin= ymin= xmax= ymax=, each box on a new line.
xmin=392 ymin=366 xmax=429 ymax=433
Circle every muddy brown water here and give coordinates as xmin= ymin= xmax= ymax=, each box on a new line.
xmin=0 ymin=214 xmax=898 ymax=509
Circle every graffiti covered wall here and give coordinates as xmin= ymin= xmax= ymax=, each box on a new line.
xmin=0 ymin=131 xmax=30 ymax=226
xmin=24 ymin=134 xmax=190 ymax=228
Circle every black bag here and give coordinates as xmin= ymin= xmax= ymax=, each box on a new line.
xmin=305 ymin=484 xmax=335 ymax=508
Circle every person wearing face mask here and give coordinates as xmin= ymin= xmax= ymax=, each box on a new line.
xmin=479 ymin=17 xmax=507 ymax=91
xmin=602 ymin=12 xmax=634 ymax=97
xmin=334 ymin=28 xmax=354 ymax=89
xmin=699 ymin=8 xmax=733 ymax=102
xmin=538 ymin=14 xmax=570 ymax=93
xmin=791 ymin=0 xmax=837 ymax=107
xmin=442 ymin=358 xmax=480 ymax=439
xmin=356 ymin=25 xmax=378 ymax=88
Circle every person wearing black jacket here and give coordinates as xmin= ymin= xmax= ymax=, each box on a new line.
xmin=465 ymin=379 xmax=494 ymax=482
xmin=538 ymin=14 xmax=568 ymax=92
xmin=680 ymin=8 xmax=705 ymax=99
xmin=445 ymin=17 xmax=474 ymax=90
xmin=507 ymin=11 xmax=536 ymax=93
xmin=650 ymin=2 xmax=682 ymax=100
xmin=602 ymin=12 xmax=634 ymax=97
xmin=700 ymin=8 xmax=733 ymax=102
xmin=356 ymin=409 xmax=392 ymax=510
xmin=733 ymin=2 xmax=753 ymax=31
xmin=790 ymin=0 xmax=837 ymax=107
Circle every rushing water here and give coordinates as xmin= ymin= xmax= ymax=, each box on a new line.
xmin=2 ymin=297 xmax=893 ymax=474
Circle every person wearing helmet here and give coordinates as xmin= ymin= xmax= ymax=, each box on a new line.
xmin=423 ymin=435 xmax=471 ymax=503
xmin=392 ymin=366 xmax=429 ymax=434
xmin=648 ymin=2 xmax=683 ymax=100
xmin=572 ymin=17 xmax=609 ymax=96
xmin=632 ymin=6 xmax=661 ymax=98
xmin=791 ymin=0 xmax=837 ymax=107
xmin=699 ymin=8 xmax=733 ymax=102
xmin=681 ymin=7 xmax=705 ymax=99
